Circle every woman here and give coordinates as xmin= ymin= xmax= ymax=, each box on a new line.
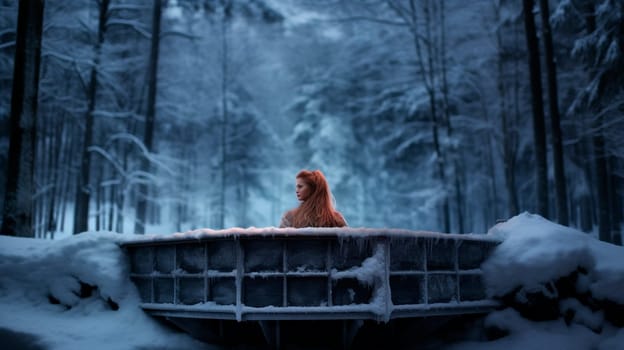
xmin=279 ymin=170 xmax=347 ymax=228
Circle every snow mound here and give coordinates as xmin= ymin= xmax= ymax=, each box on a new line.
xmin=483 ymin=213 xmax=624 ymax=305
xmin=0 ymin=232 xmax=217 ymax=350
xmin=0 ymin=232 xmax=128 ymax=308
xmin=481 ymin=212 xmax=624 ymax=338
xmin=483 ymin=213 xmax=596 ymax=297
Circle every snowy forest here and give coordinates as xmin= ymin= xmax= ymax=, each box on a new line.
xmin=0 ymin=0 xmax=622 ymax=243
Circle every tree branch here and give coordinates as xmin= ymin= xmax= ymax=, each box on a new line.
xmin=106 ymin=19 xmax=151 ymax=38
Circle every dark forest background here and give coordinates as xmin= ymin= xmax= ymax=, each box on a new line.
xmin=0 ymin=0 xmax=622 ymax=243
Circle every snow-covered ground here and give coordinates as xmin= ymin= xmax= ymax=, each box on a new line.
xmin=0 ymin=213 xmax=622 ymax=349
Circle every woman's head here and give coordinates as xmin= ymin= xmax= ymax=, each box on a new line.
xmin=295 ymin=170 xmax=326 ymax=202
xmin=295 ymin=175 xmax=313 ymax=201
xmin=291 ymin=169 xmax=344 ymax=227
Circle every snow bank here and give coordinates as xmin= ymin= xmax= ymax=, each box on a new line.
xmin=445 ymin=306 xmax=623 ymax=350
xmin=0 ymin=232 xmax=218 ymax=350
xmin=483 ymin=213 xmax=624 ymax=305
xmin=457 ymin=213 xmax=624 ymax=350
xmin=483 ymin=213 xmax=595 ymax=297
xmin=0 ymin=233 xmax=130 ymax=307
xmin=587 ymin=238 xmax=624 ymax=304
xmin=444 ymin=213 xmax=624 ymax=350
xmin=446 ymin=307 xmax=604 ymax=350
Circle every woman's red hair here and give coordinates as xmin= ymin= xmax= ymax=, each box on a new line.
xmin=291 ymin=170 xmax=346 ymax=228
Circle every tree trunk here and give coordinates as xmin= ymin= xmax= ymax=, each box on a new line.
xmin=1 ymin=0 xmax=44 ymax=237
xmin=73 ymin=0 xmax=110 ymax=234
xmin=512 ymin=19 xmax=523 ymax=216
xmin=439 ymin=0 xmax=464 ymax=232
xmin=51 ymin=117 xmax=70 ymax=239
xmin=493 ymin=0 xmax=520 ymax=219
xmin=107 ymin=164 xmax=115 ymax=232
xmin=580 ymin=137 xmax=596 ymax=232
xmin=95 ymin=157 xmax=104 ymax=231
xmin=45 ymin=116 xmax=62 ymax=238
xmin=579 ymin=195 xmax=592 ymax=232
xmin=539 ymin=0 xmax=569 ymax=225
xmin=608 ymin=157 xmax=622 ymax=245
xmin=33 ymin=112 xmax=47 ymax=238
xmin=404 ymin=0 xmax=450 ymax=232
xmin=580 ymin=3 xmax=612 ymax=243
xmin=499 ymin=60 xmax=519 ymax=217
xmin=58 ymin=122 xmax=78 ymax=234
xmin=219 ymin=1 xmax=232 ymax=230
xmin=425 ymin=0 xmax=450 ymax=233
xmin=594 ymin=135 xmax=611 ymax=242
xmin=117 ymin=141 xmax=131 ymax=233
xmin=135 ymin=0 xmax=162 ymax=234
xmin=522 ymin=0 xmax=549 ymax=218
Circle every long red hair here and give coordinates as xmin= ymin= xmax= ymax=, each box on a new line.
xmin=291 ymin=170 xmax=346 ymax=228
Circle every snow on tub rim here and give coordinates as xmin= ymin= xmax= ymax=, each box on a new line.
xmin=121 ymin=227 xmax=502 ymax=346
xmin=124 ymin=226 xmax=505 ymax=242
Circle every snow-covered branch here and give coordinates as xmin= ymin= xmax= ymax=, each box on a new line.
xmin=106 ymin=19 xmax=151 ymax=38
xmin=160 ymin=30 xmax=200 ymax=40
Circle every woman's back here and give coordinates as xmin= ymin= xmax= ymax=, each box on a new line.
xmin=280 ymin=208 xmax=346 ymax=228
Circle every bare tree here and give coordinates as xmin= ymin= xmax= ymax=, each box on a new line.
xmin=135 ymin=0 xmax=162 ymax=234
xmin=522 ymin=0 xmax=549 ymax=218
xmin=494 ymin=0 xmax=520 ymax=217
xmin=438 ymin=0 xmax=465 ymax=232
xmin=385 ymin=0 xmax=451 ymax=232
xmin=73 ymin=0 xmax=110 ymax=234
xmin=218 ymin=2 xmax=229 ymax=230
xmin=1 ymin=0 xmax=44 ymax=237
xmin=539 ymin=0 xmax=568 ymax=225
